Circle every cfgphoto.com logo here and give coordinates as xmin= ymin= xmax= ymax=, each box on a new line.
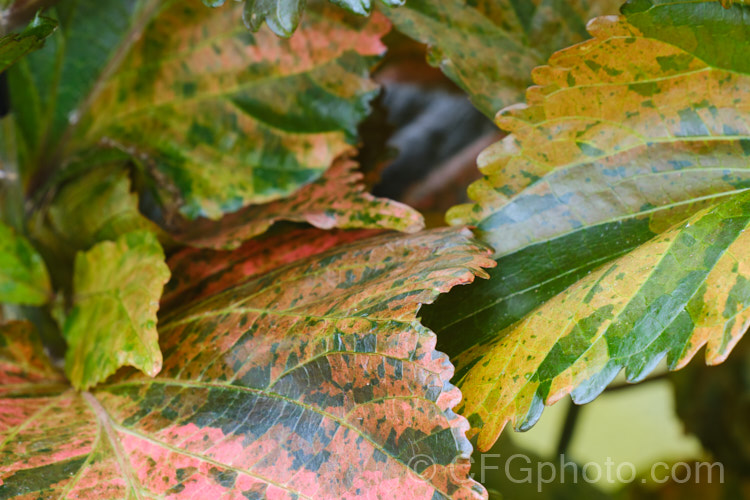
xmin=408 ymin=453 xmax=724 ymax=493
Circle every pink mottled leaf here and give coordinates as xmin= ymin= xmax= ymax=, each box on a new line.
xmin=163 ymin=226 xmax=384 ymax=310
xmin=0 ymin=228 xmax=493 ymax=499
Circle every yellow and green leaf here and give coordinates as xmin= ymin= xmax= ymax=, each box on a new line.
xmin=421 ymin=0 xmax=750 ymax=450
xmin=63 ymin=231 xmax=170 ymax=390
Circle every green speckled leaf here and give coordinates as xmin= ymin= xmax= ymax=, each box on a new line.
xmin=422 ymin=1 xmax=750 ymax=450
xmin=1 ymin=228 xmax=493 ymax=499
xmin=9 ymin=0 xmax=388 ymax=219
xmin=169 ymin=154 xmax=424 ymax=249
xmin=206 ymin=0 xmax=404 ymax=37
xmin=0 ymin=13 xmax=56 ymax=73
xmin=0 ymin=222 xmax=50 ymax=305
xmin=64 ymin=231 xmax=170 ymax=390
xmin=383 ymin=0 xmax=623 ymax=117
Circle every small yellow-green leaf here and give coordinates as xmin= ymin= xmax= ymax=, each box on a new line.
xmin=45 ymin=165 xmax=161 ymax=252
xmin=0 ymin=222 xmax=50 ymax=305
xmin=64 ymin=231 xmax=170 ymax=390
xmin=28 ymin=151 xmax=168 ymax=292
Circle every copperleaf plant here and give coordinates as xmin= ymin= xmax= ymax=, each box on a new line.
xmin=1 ymin=0 xmax=494 ymax=496
xmin=2 ymin=0 xmax=750 ymax=497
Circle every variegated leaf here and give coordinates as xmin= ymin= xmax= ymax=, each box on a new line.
xmin=420 ymin=0 xmax=750 ymax=450
xmin=9 ymin=0 xmax=387 ymax=219
xmin=1 ymin=228 xmax=493 ymax=499
xmin=170 ymin=154 xmax=423 ymax=250
xmin=382 ymin=0 xmax=623 ymax=117
xmin=27 ymin=150 xmax=169 ymax=298
xmin=163 ymin=226 xmax=383 ymax=309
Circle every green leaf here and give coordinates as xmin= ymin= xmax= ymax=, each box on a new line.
xmin=207 ymin=0 xmax=405 ymax=37
xmin=27 ymin=150 xmax=166 ymax=293
xmin=9 ymin=0 xmax=388 ymax=219
xmin=169 ymin=154 xmax=424 ymax=249
xmin=422 ymin=1 xmax=750 ymax=450
xmin=382 ymin=0 xmax=624 ymax=117
xmin=0 ymin=228 xmax=493 ymax=499
xmin=63 ymin=231 xmax=170 ymax=390
xmin=0 ymin=221 xmax=50 ymax=305
xmin=7 ymin=0 xmax=152 ymax=186
xmin=0 ymin=13 xmax=56 ymax=73
xmin=40 ymin=155 xmax=162 ymax=252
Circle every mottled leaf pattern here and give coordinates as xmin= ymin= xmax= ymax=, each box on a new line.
xmin=64 ymin=231 xmax=170 ymax=390
xmin=163 ymin=227 xmax=383 ymax=309
xmin=460 ymin=192 xmax=750 ymax=449
xmin=80 ymin=0 xmax=388 ymax=219
xmin=0 ymin=228 xmax=493 ymax=499
xmin=383 ymin=0 xmax=623 ymax=117
xmin=0 ymin=13 xmax=56 ymax=73
xmin=0 ymin=321 xmax=63 ymax=385
xmin=422 ymin=2 xmax=750 ymax=450
xmin=170 ymin=154 xmax=423 ymax=249
xmin=206 ymin=0 xmax=404 ymax=37
xmin=10 ymin=0 xmax=388 ymax=219
xmin=0 ymin=222 xmax=51 ymax=305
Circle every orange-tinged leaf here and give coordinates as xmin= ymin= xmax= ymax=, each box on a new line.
xmin=1 ymin=228 xmax=493 ymax=499
xmin=163 ymin=226 xmax=384 ymax=310
xmin=169 ymin=154 xmax=424 ymax=250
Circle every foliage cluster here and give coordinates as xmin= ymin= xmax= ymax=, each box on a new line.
xmin=1 ymin=0 xmax=750 ymax=498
